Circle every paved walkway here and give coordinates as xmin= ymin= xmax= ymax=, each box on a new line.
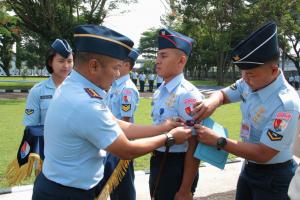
xmin=0 ymin=161 xmax=243 ymax=200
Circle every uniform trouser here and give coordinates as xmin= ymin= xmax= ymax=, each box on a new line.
xmin=132 ymin=79 xmax=137 ymax=86
xmin=156 ymin=83 xmax=162 ymax=89
xmin=149 ymin=80 xmax=154 ymax=92
xmin=236 ymin=159 xmax=297 ymax=200
xmin=110 ymin=161 xmax=136 ymax=200
xmin=149 ymin=151 xmax=199 ymax=200
xmin=140 ymin=81 xmax=145 ymax=92
xmin=32 ymin=172 xmax=95 ymax=200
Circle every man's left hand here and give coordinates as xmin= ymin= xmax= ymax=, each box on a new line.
xmin=195 ymin=124 xmax=219 ymax=146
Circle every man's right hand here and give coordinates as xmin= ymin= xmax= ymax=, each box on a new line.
xmin=169 ymin=126 xmax=192 ymax=145
xmin=191 ymin=91 xmax=225 ymax=121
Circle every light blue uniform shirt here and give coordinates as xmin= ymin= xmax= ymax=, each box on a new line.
xmin=131 ymin=72 xmax=138 ymax=79
xmin=152 ymin=73 xmax=204 ymax=152
xmin=23 ymin=77 xmax=56 ymax=126
xmin=42 ymin=70 xmax=121 ymax=190
xmin=156 ymin=75 xmax=163 ymax=84
xmin=223 ymin=71 xmax=300 ymax=164
xmin=107 ymin=74 xmax=139 ymax=122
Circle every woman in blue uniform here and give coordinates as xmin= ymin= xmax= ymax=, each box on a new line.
xmin=23 ymin=39 xmax=73 ymax=126
xmin=5 ymin=39 xmax=73 ymax=186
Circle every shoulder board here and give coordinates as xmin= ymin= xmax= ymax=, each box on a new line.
xmin=278 ymin=89 xmax=300 ymax=111
xmin=84 ymin=88 xmax=102 ymax=99
xmin=181 ymin=79 xmax=196 ymax=91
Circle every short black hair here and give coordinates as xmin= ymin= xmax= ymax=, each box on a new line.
xmin=45 ymin=48 xmax=57 ymax=74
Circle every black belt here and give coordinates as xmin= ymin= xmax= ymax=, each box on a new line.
xmin=245 ymin=159 xmax=293 ymax=170
xmin=152 ymin=150 xmax=185 ymax=158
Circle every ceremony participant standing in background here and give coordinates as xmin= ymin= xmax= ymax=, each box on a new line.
xmin=288 ymin=75 xmax=295 ymax=88
xmin=131 ymin=70 xmax=138 ymax=86
xmin=138 ymin=71 xmax=146 ymax=92
xmin=294 ymin=74 xmax=299 ymax=90
xmin=6 ymin=39 xmax=73 ymax=185
xmin=194 ymin=22 xmax=300 ymax=200
xmin=148 ymin=72 xmax=155 ymax=92
xmin=104 ymin=48 xmax=140 ymax=200
xmin=149 ymin=28 xmax=204 ymax=200
xmin=32 ymin=25 xmax=192 ymax=200
xmin=156 ymin=74 xmax=163 ymax=89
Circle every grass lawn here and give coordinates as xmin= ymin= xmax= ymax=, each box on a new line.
xmin=0 ymin=77 xmax=47 ymax=89
xmin=0 ymin=98 xmax=241 ymax=188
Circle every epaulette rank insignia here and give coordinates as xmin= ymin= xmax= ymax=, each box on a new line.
xmin=84 ymin=88 xmax=102 ymax=99
xmin=122 ymin=104 xmax=131 ymax=112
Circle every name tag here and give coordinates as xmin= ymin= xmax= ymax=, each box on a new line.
xmin=40 ymin=95 xmax=52 ymax=99
xmin=240 ymin=120 xmax=250 ymax=140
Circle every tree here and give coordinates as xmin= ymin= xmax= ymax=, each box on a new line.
xmin=3 ymin=0 xmax=137 ymax=72
xmin=139 ymin=28 xmax=158 ymax=59
xmin=175 ymin=0 xmax=249 ymax=84
xmin=0 ymin=7 xmax=20 ymax=76
xmin=248 ymin=0 xmax=300 ymax=75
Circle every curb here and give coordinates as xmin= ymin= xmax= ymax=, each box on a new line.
xmin=0 ymin=185 xmax=33 ymax=195
xmin=0 ymin=89 xmax=29 ymax=93
xmin=0 ymin=159 xmax=242 ymax=195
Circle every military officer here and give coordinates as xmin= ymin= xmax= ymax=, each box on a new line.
xmin=149 ymin=28 xmax=204 ymax=200
xmin=138 ymin=71 xmax=146 ymax=92
xmin=24 ymin=39 xmax=73 ymax=126
xmin=105 ymin=48 xmax=140 ymax=200
xmin=131 ymin=70 xmax=138 ymax=86
xmin=194 ymin=22 xmax=300 ymax=200
xmin=32 ymin=25 xmax=192 ymax=200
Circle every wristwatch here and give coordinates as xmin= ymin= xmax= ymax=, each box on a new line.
xmin=165 ymin=133 xmax=175 ymax=147
xmin=216 ymin=137 xmax=227 ymax=150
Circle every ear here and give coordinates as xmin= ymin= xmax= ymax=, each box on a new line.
xmin=270 ymin=63 xmax=279 ymax=76
xmin=88 ymin=59 xmax=99 ymax=74
xmin=178 ymin=54 xmax=187 ymax=67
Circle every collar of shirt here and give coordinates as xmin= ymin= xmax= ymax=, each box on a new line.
xmin=256 ymin=69 xmax=285 ymax=102
xmin=69 ymin=70 xmax=107 ymax=97
xmin=163 ymin=73 xmax=184 ymax=93
xmin=46 ymin=76 xmax=56 ymax=89
xmin=114 ymin=74 xmax=130 ymax=87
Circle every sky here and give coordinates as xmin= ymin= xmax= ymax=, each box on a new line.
xmin=103 ymin=0 xmax=167 ymax=47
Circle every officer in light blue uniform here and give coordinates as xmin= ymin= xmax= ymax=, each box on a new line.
xmin=107 ymin=49 xmax=140 ymax=123
xmin=32 ymin=25 xmax=192 ymax=200
xmin=105 ymin=48 xmax=140 ymax=200
xmin=149 ymin=28 xmax=204 ymax=200
xmin=23 ymin=39 xmax=73 ymax=126
xmin=195 ymin=22 xmax=300 ymax=200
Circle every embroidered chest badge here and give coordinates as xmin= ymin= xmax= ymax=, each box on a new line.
xmin=84 ymin=88 xmax=102 ymax=99
xmin=252 ymin=106 xmax=265 ymax=123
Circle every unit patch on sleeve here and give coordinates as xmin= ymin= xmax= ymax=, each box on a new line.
xmin=267 ymin=129 xmax=283 ymax=141
xmin=273 ymin=112 xmax=291 ymax=132
xmin=84 ymin=88 xmax=102 ymax=99
xmin=25 ymin=109 xmax=34 ymax=115
xmin=122 ymin=104 xmax=131 ymax=112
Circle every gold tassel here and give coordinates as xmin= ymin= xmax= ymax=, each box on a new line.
xmin=96 ymin=159 xmax=131 ymax=200
xmin=5 ymin=153 xmax=43 ymax=186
